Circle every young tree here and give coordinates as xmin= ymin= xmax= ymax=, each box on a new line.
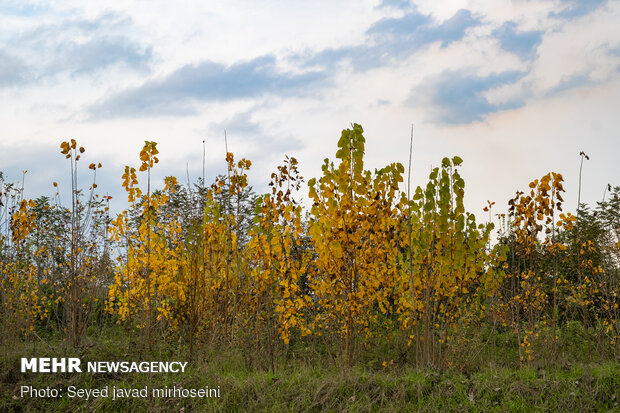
xmin=307 ymin=124 xmax=403 ymax=366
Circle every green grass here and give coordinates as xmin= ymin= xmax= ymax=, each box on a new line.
xmin=1 ymin=327 xmax=618 ymax=412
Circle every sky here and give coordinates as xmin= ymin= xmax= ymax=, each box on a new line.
xmin=1 ymin=0 xmax=619 ymax=223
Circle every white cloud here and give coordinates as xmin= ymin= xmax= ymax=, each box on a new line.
xmin=530 ymin=2 xmax=620 ymax=93
xmin=0 ymin=0 xmax=618 ymax=220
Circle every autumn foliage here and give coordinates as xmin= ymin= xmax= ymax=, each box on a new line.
xmin=0 ymin=124 xmax=618 ymax=368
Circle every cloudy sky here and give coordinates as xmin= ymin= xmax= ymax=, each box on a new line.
xmin=1 ymin=0 xmax=619 ymax=221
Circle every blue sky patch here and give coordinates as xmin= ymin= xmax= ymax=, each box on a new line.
xmin=550 ymin=0 xmax=607 ymax=19
xmin=0 ymin=50 xmax=30 ymax=87
xmin=0 ymin=1 xmax=50 ymax=17
xmin=545 ymin=73 xmax=593 ymax=97
xmin=89 ymin=56 xmax=327 ymax=118
xmin=376 ymin=0 xmax=412 ymax=11
xmin=0 ymin=13 xmax=152 ymax=85
xmin=304 ymin=9 xmax=480 ymax=73
xmin=415 ymin=69 xmax=526 ymax=125
xmin=493 ymin=22 xmax=543 ymax=61
xmin=367 ymin=8 xmax=479 ymax=49
xmin=56 ymin=36 xmax=153 ymax=76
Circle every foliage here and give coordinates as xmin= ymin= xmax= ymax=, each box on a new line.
xmin=397 ymin=155 xmax=503 ymax=366
xmin=307 ymin=124 xmax=403 ymax=365
xmin=0 ymin=123 xmax=618 ymax=370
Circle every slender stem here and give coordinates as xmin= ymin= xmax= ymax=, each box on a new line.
xmin=223 ymin=130 xmax=231 ymax=325
xmin=146 ymin=153 xmax=152 ymax=350
xmin=186 ymin=162 xmax=191 ymax=189
xmin=578 ymin=152 xmax=588 ymax=212
xmin=578 ymin=156 xmax=583 ymax=211
xmin=407 ymin=124 xmax=413 ymax=201
xmin=406 ymin=124 xmax=416 ymax=357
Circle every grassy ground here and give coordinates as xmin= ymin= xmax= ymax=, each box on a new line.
xmin=1 ymin=327 xmax=618 ymax=412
